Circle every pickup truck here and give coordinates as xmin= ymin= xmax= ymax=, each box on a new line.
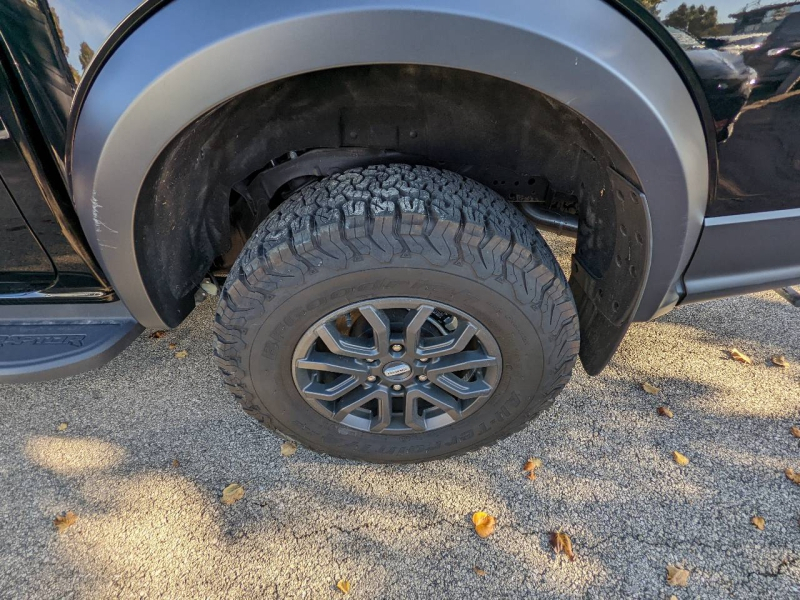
xmin=1 ymin=0 xmax=798 ymax=462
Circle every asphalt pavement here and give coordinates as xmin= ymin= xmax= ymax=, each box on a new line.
xmin=1 ymin=233 xmax=799 ymax=599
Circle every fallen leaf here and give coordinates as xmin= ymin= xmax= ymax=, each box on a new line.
xmin=53 ymin=511 xmax=77 ymax=533
xmin=171 ymin=459 xmax=180 ymax=468
xmin=174 ymin=350 xmax=188 ymax=359
xmin=666 ymin=564 xmax=690 ymax=587
xmin=658 ymin=406 xmax=674 ymax=418
xmin=336 ymin=580 xmax=351 ymax=594
xmin=771 ymin=355 xmax=789 ymax=368
xmin=669 ymin=596 xmax=678 ymax=600
xmin=57 ymin=422 xmax=68 ymax=432
xmin=280 ymin=441 xmax=297 ymax=457
xmin=221 ymin=483 xmax=244 ymax=505
xmin=473 ymin=566 xmax=486 ymax=577
xmin=791 ymin=426 xmax=800 ymax=439
xmin=149 ymin=330 xmax=167 ymax=339
xmin=472 ymin=511 xmax=497 ymax=538
xmin=673 ymin=451 xmax=690 ymax=466
xmin=168 ymin=342 xmax=177 ymax=350
xmin=526 ymin=471 xmax=537 ymax=481
xmin=729 ymin=348 xmax=752 ymax=365
xmin=523 ymin=457 xmax=542 ymax=472
xmin=785 ymin=468 xmax=800 ymax=485
xmin=752 ymin=516 xmax=765 ymax=530
xmin=550 ymin=530 xmax=575 ymax=561
xmin=642 ymin=382 xmax=660 ymax=395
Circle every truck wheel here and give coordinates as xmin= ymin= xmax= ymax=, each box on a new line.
xmin=213 ymin=165 xmax=579 ymax=462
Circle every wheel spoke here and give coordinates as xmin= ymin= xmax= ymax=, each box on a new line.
xmin=425 ymin=350 xmax=498 ymax=377
xmin=405 ymin=385 xmax=461 ymax=431
xmin=430 ymin=373 xmax=493 ymax=399
xmin=403 ymin=305 xmax=435 ymax=355
xmin=418 ymin=321 xmax=478 ymax=359
xmin=358 ymin=306 xmax=392 ymax=355
xmin=316 ymin=322 xmax=377 ymax=359
xmin=333 ymin=386 xmax=391 ymax=432
xmin=301 ymin=374 xmax=362 ymax=401
xmin=296 ymin=351 xmax=369 ymax=378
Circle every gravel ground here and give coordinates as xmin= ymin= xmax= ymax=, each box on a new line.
xmin=1 ymin=233 xmax=799 ymax=599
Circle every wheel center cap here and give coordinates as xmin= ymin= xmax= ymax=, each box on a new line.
xmin=382 ymin=361 xmax=412 ymax=380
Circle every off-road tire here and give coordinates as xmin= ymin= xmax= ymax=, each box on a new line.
xmin=213 ymin=164 xmax=579 ymax=462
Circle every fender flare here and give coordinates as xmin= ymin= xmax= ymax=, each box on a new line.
xmin=71 ymin=0 xmax=709 ymax=334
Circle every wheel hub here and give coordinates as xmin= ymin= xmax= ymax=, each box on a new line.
xmin=291 ymin=298 xmax=502 ymax=435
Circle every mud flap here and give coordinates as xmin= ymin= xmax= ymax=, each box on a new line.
xmin=570 ymin=167 xmax=650 ymax=375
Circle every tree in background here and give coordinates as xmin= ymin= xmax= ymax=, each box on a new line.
xmin=664 ymin=3 xmax=720 ymax=37
xmin=79 ymin=42 xmax=95 ymax=72
xmin=638 ymin=0 xmax=666 ymax=17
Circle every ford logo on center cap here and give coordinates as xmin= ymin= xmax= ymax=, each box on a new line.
xmin=383 ymin=361 xmax=412 ymax=378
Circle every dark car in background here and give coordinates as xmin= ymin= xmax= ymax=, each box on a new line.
xmin=0 ymin=0 xmax=798 ymax=462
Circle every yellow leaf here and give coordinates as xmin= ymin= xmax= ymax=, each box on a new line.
xmin=550 ymin=530 xmax=575 ymax=561
xmin=729 ymin=348 xmax=752 ymax=365
xmin=771 ymin=355 xmax=789 ymax=368
xmin=785 ymin=468 xmax=800 ymax=485
xmin=666 ymin=564 xmax=690 ymax=587
xmin=658 ymin=406 xmax=674 ymax=418
xmin=751 ymin=516 xmax=765 ymax=530
xmin=472 ymin=511 xmax=497 ymax=538
xmin=336 ymin=579 xmax=351 ymax=594
xmin=473 ymin=566 xmax=486 ymax=576
xmin=670 ymin=596 xmax=679 ymax=600
xmin=168 ymin=342 xmax=177 ymax=350
xmin=523 ymin=457 xmax=542 ymax=472
xmin=57 ymin=422 xmax=68 ymax=432
xmin=221 ymin=483 xmax=244 ymax=505
xmin=526 ymin=471 xmax=537 ymax=481
xmin=174 ymin=350 xmax=188 ymax=359
xmin=642 ymin=382 xmax=660 ymax=395
xmin=280 ymin=441 xmax=297 ymax=457
xmin=673 ymin=451 xmax=690 ymax=466
xmin=53 ymin=511 xmax=77 ymax=533
xmin=791 ymin=426 xmax=800 ymax=439
xmin=149 ymin=330 xmax=167 ymax=339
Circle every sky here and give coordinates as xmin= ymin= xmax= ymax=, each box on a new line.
xmin=659 ymin=0 xmax=763 ymax=21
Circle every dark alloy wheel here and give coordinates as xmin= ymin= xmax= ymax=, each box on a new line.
xmin=292 ymin=298 xmax=501 ymax=434
xmin=214 ymin=164 xmax=579 ymax=462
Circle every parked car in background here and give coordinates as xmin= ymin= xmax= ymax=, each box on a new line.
xmin=1 ymin=0 xmax=798 ymax=462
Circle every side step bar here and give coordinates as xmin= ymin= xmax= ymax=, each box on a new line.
xmin=0 ymin=301 xmax=142 ymax=384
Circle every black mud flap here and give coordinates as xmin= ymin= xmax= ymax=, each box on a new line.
xmin=569 ymin=167 xmax=650 ymax=375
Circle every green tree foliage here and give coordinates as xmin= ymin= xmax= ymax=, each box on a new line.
xmin=664 ymin=3 xmax=720 ymax=37
xmin=638 ymin=0 xmax=666 ymax=17
xmin=78 ymin=42 xmax=95 ymax=71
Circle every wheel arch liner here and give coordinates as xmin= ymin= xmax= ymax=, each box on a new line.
xmin=71 ymin=0 xmax=708 ymax=369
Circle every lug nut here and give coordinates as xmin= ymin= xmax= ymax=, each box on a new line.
xmin=418 ymin=375 xmax=428 ymax=382
xmin=366 ymin=375 xmax=377 ymax=382
xmin=392 ymin=384 xmax=403 ymax=391
xmin=391 ymin=344 xmax=404 ymax=352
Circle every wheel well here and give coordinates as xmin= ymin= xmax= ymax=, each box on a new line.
xmin=138 ymin=64 xmax=640 ymax=315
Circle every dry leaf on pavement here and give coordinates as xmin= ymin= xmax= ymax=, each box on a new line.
xmin=171 ymin=459 xmax=180 ymax=468
xmin=174 ymin=350 xmax=188 ymax=359
xmin=472 ymin=511 xmax=497 ymax=538
xmin=149 ymin=330 xmax=167 ymax=339
xmin=729 ymin=348 xmax=752 ymax=364
xmin=280 ymin=441 xmax=297 ymax=457
xmin=666 ymin=564 xmax=690 ymax=587
xmin=53 ymin=511 xmax=77 ymax=533
xmin=642 ymin=382 xmax=660 ymax=394
xmin=550 ymin=530 xmax=575 ymax=561
xmin=658 ymin=406 xmax=674 ymax=418
xmin=673 ymin=451 xmax=690 ymax=466
xmin=336 ymin=580 xmax=351 ymax=594
xmin=221 ymin=483 xmax=244 ymax=505
xmin=752 ymin=516 xmax=765 ymax=530
xmin=57 ymin=422 xmax=68 ymax=431
xmin=785 ymin=468 xmax=800 ymax=485
xmin=473 ymin=566 xmax=486 ymax=576
xmin=168 ymin=342 xmax=177 ymax=350
xmin=771 ymin=355 xmax=789 ymax=368
xmin=791 ymin=426 xmax=800 ymax=438
xmin=523 ymin=457 xmax=542 ymax=481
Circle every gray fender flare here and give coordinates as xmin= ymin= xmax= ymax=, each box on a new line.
xmin=71 ymin=0 xmax=708 ymax=329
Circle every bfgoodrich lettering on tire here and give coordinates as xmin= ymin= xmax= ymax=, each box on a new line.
xmin=213 ymin=165 xmax=579 ymax=463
